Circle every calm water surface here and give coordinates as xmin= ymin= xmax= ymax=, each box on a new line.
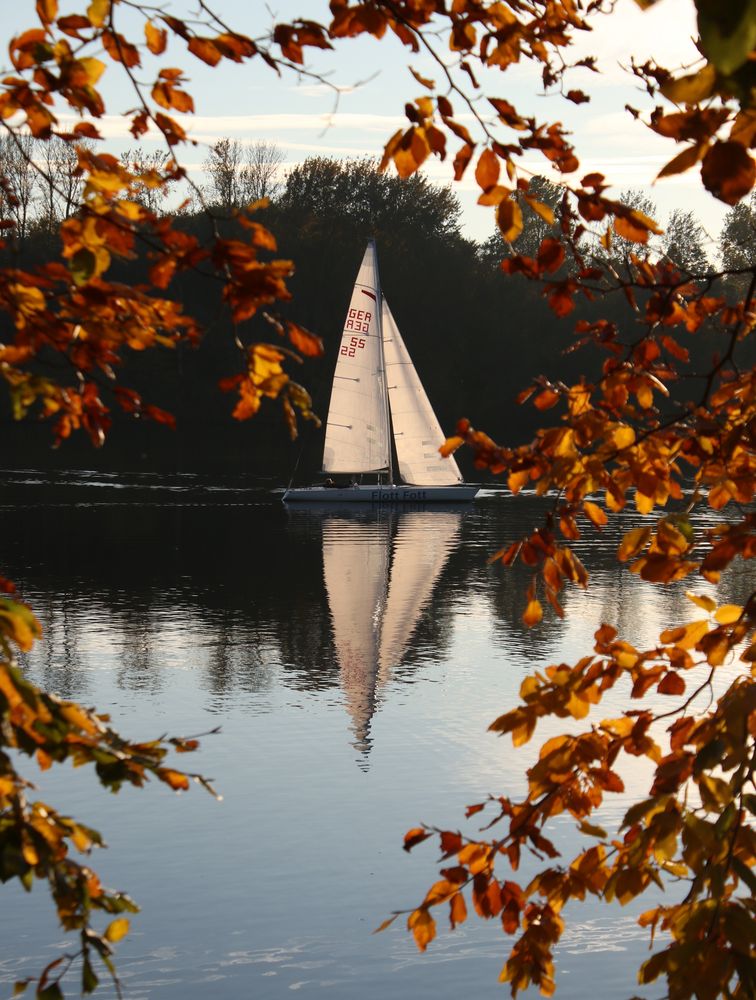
xmin=0 ymin=472 xmax=751 ymax=1000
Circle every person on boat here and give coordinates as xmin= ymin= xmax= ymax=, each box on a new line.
xmin=323 ymin=477 xmax=337 ymax=488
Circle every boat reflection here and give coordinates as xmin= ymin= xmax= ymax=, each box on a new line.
xmin=314 ymin=508 xmax=462 ymax=756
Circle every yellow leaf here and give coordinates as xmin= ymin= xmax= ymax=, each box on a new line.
xmin=79 ymin=57 xmax=105 ymax=85
xmin=115 ymin=199 xmax=144 ymax=221
xmin=104 ymin=918 xmax=129 ymax=943
xmin=685 ymin=592 xmax=716 ymax=613
xmin=635 ymin=490 xmax=654 ymax=515
xmin=458 ymin=843 xmax=491 ymax=873
xmin=87 ymin=0 xmax=110 ymax=28
xmin=145 ymin=21 xmax=168 ymax=55
xmin=21 ymin=835 xmax=38 ymax=866
xmin=524 ymin=195 xmax=555 ymax=224
xmin=566 ymin=692 xmax=590 ymax=719
xmin=618 ymin=526 xmax=651 ymax=561
xmin=662 ymin=619 xmax=709 ymax=650
xmin=71 ymin=825 xmax=93 ymax=852
xmin=578 ymin=820 xmax=607 ymax=838
xmin=0 ymin=599 xmax=42 ymax=652
xmin=423 ymin=880 xmax=457 ymax=906
xmin=660 ymin=64 xmax=716 ymax=104
xmin=714 ymin=604 xmax=742 ymax=625
xmin=607 ymin=424 xmax=635 ymax=450
xmin=60 ymin=702 xmax=99 ymax=734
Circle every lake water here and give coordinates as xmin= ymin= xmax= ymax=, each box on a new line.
xmin=0 ymin=473 xmax=751 ymax=1000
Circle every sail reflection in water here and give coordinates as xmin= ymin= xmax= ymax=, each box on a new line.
xmin=319 ymin=509 xmax=461 ymax=754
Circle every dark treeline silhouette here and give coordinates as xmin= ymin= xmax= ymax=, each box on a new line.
xmin=0 ymin=152 xmax=743 ymax=482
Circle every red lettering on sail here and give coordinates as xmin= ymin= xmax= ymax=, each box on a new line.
xmin=340 ymin=336 xmax=367 ymax=357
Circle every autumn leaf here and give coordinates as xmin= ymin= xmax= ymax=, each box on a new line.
xmin=496 ymin=199 xmax=523 ymax=242
xmin=407 ymin=908 xmax=436 ymax=950
xmin=522 ymin=598 xmax=543 ymax=627
xmin=701 ymin=141 xmax=756 ymax=205
xmin=104 ymin=918 xmax=130 ymax=943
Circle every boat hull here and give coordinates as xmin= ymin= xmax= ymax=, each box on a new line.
xmin=282 ymin=484 xmax=478 ymax=503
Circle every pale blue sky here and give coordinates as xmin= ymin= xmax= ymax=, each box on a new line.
xmin=2 ymin=0 xmax=729 ymax=251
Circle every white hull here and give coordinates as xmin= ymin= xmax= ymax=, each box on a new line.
xmin=283 ymin=484 xmax=478 ymax=503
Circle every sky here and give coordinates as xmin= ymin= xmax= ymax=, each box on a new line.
xmin=1 ymin=0 xmax=732 ymax=252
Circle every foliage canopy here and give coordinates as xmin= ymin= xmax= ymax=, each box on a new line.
xmin=0 ymin=1 xmax=754 ymax=998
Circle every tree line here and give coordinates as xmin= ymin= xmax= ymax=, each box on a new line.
xmin=1 ymin=150 xmax=748 ymax=480
xmin=4 ymin=135 xmax=756 ymax=274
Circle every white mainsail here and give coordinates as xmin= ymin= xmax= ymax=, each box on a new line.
xmin=382 ymin=298 xmax=462 ymax=486
xmin=322 ymin=242 xmax=391 ymax=474
xmin=322 ymin=515 xmax=390 ymax=750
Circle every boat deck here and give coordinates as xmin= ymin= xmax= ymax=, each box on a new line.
xmin=282 ymin=484 xmax=479 ymax=503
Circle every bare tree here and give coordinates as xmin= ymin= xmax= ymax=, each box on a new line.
xmin=239 ymin=140 xmax=285 ymax=204
xmin=55 ymin=140 xmax=88 ymax=221
xmin=203 ymin=137 xmax=243 ymax=214
xmin=35 ymin=137 xmax=89 ymax=233
xmin=204 ymin=138 xmax=284 ymax=213
xmin=0 ymin=133 xmax=39 ymax=240
xmin=120 ymin=147 xmax=170 ymax=215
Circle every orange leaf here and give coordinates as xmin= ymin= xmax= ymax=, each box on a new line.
xmin=657 ymin=672 xmax=685 ymax=696
xmin=534 ymin=388 xmax=559 ymax=410
xmin=145 ymin=21 xmax=168 ymax=55
xmin=188 ymin=36 xmax=222 ymax=66
xmin=536 ymin=238 xmax=565 ymax=273
xmin=440 ymin=435 xmax=463 ymax=457
xmin=475 ymin=148 xmax=500 ymax=191
xmin=373 ymin=914 xmax=399 ymax=934
xmin=36 ymin=0 xmax=58 ymax=25
xmin=656 ymin=143 xmax=705 ymax=180
xmin=522 ymin=598 xmax=543 ymax=627
xmin=287 ymin=322 xmax=323 ymax=357
xmin=449 ymin=893 xmax=467 ymax=928
xmin=701 ymin=140 xmax=756 ymax=205
xmin=403 ymin=827 xmax=431 ymax=852
xmin=407 ymin=908 xmax=436 ymax=951
xmin=583 ymin=501 xmax=607 ymax=528
xmin=159 ymin=768 xmax=190 ymax=791
xmin=496 ymin=199 xmax=523 ymax=242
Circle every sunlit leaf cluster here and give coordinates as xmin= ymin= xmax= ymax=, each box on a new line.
xmin=395 ymin=598 xmax=756 ymax=997
xmin=0 ymin=574 xmax=217 ymax=997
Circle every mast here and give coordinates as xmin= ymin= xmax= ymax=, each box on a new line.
xmin=373 ymin=240 xmax=395 ymax=486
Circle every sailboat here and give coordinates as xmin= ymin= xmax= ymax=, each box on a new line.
xmin=282 ymin=241 xmax=478 ymax=503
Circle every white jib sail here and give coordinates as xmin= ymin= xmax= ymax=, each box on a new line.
xmin=322 ymin=516 xmax=390 ymax=749
xmin=322 ymin=242 xmax=391 ymax=474
xmin=382 ymin=299 xmax=463 ymax=486
xmin=377 ymin=511 xmax=462 ymax=678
